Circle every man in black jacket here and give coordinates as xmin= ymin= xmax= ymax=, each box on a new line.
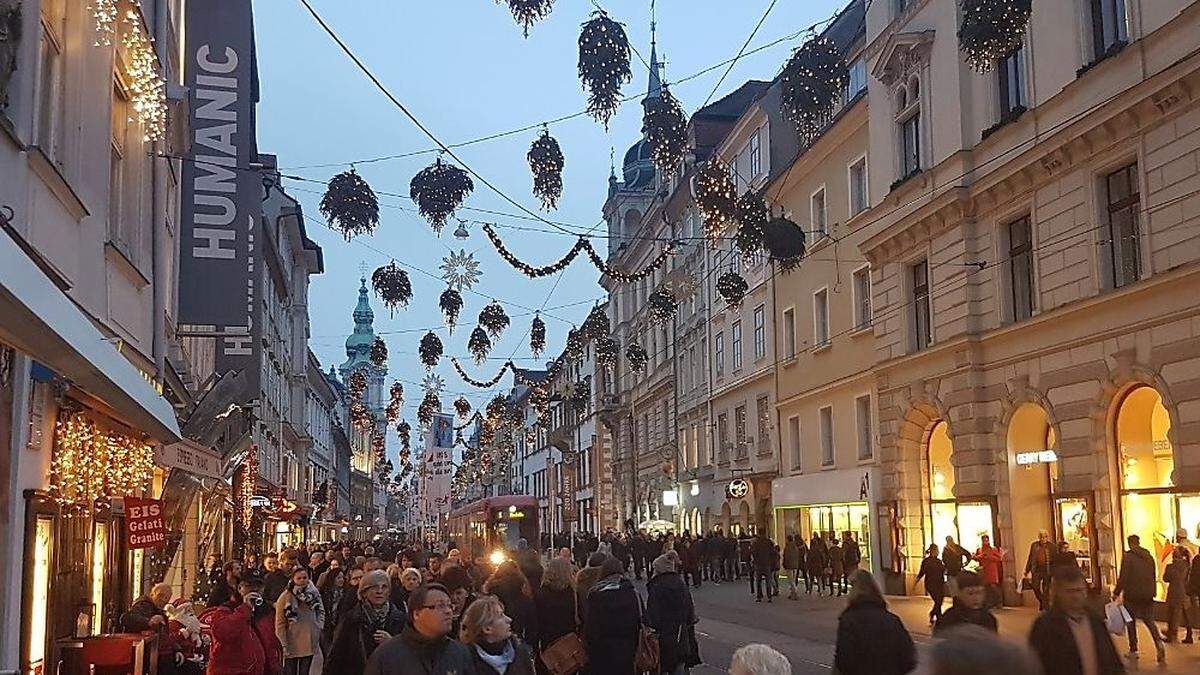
xmin=364 ymin=583 xmax=473 ymax=675
xmin=1113 ymin=534 xmax=1165 ymax=664
xmin=933 ymin=571 xmax=996 ymax=636
xmin=1029 ymin=565 xmax=1124 ymax=675
xmin=262 ymin=551 xmax=291 ymax=603
xmin=1024 ymin=530 xmax=1055 ymax=611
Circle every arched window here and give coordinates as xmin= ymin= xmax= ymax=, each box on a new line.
xmin=926 ymin=420 xmax=995 ymax=554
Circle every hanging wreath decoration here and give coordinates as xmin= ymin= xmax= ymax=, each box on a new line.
xmin=958 ymin=0 xmax=1033 ymax=72
xmin=438 ymin=287 xmax=464 ymax=333
xmin=696 ymin=160 xmax=738 ymax=239
xmin=626 ymin=343 xmax=648 ymax=373
xmin=417 ymin=392 xmax=440 ymax=428
xmin=479 ymin=302 xmax=510 ymax=339
xmin=530 ymin=314 xmax=547 ymax=358
xmin=735 ymin=191 xmax=769 ymax=258
xmin=467 ymin=327 xmax=493 ymax=365
xmin=595 ymin=337 xmax=619 ymax=372
xmin=528 ymin=129 xmax=565 ymax=211
xmin=370 ymin=262 xmax=412 ymax=316
xmin=582 ymin=305 xmax=610 ymax=341
xmin=348 ymin=371 xmax=367 ymax=400
xmin=716 ymin=271 xmax=750 ymax=309
xmin=499 ymin=0 xmax=554 ymax=37
xmin=454 ymin=396 xmax=472 ymax=420
xmin=410 ymin=157 xmax=474 ymax=234
xmin=643 ymin=84 xmax=689 ymax=173
xmin=370 ymin=337 xmax=388 ymax=367
xmin=780 ymin=37 xmax=849 ymax=144
xmin=648 ymin=288 xmax=677 ymax=326
xmin=763 ymin=215 xmax=808 ymax=273
xmin=419 ymin=331 xmax=443 ymax=369
xmin=577 ymin=11 xmax=632 ymax=127
xmin=320 ymin=169 xmax=380 ymax=240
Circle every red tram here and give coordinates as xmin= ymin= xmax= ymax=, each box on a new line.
xmin=447 ymin=495 xmax=540 ymax=559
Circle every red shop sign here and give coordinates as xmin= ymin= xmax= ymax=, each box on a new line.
xmin=124 ymin=497 xmax=167 ymax=549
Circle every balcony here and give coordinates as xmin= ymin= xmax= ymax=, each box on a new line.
xmin=596 ymin=393 xmax=625 ymax=426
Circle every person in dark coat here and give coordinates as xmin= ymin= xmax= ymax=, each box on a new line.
xmin=460 ymin=595 xmax=537 ymax=675
xmin=806 ymin=534 xmax=826 ymax=596
xmin=687 ymin=535 xmax=704 ymax=588
xmin=914 ymin=544 xmax=946 ymax=624
xmin=1163 ymin=547 xmax=1192 ymax=643
xmin=783 ymin=535 xmax=804 ymax=599
xmin=1052 ymin=540 xmax=1080 ymax=573
xmin=364 ymin=583 xmax=474 ymax=675
xmin=262 ymin=553 xmax=291 ymax=604
xmin=1024 ymin=530 xmax=1055 ymax=611
xmin=584 ymin=557 xmax=640 ymax=675
xmin=484 ymin=560 xmax=537 ymax=642
xmin=647 ymin=554 xmax=700 ymax=674
xmin=325 ymin=570 xmax=406 ymax=675
xmin=933 ymin=571 xmax=996 ymax=636
xmin=534 ymin=557 xmax=577 ymax=660
xmin=941 ymin=535 xmax=971 ymax=595
xmin=575 ymin=552 xmax=607 ymax=631
xmin=1113 ymin=534 xmax=1165 ymax=663
xmin=515 ymin=539 xmax=545 ymax=590
xmin=1189 ymin=546 xmax=1200 ymax=642
xmin=833 ymin=570 xmax=916 ymax=675
xmin=751 ymin=532 xmax=776 ymax=603
xmin=1029 ymin=564 xmax=1124 ymax=675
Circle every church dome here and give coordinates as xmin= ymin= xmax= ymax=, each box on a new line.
xmin=623 ymin=139 xmax=655 ymax=190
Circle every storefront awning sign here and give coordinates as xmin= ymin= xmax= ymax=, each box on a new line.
xmin=155 ymin=439 xmax=223 ymax=479
xmin=124 ymin=497 xmax=167 ymax=549
xmin=1016 ymin=450 xmax=1057 ymax=466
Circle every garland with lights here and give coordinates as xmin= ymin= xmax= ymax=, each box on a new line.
xmin=479 ymin=302 xmax=510 ymax=339
xmin=370 ymin=337 xmax=388 ymax=367
xmin=764 ymin=215 xmax=807 ymax=273
xmin=648 ymin=288 xmax=677 ymax=325
xmin=528 ymin=129 xmax=565 ymax=211
xmin=482 ymin=223 xmax=673 ymax=283
xmin=321 ymin=169 xmax=380 ymax=240
xmin=419 ymin=331 xmax=443 ymax=369
xmin=121 ymin=10 xmax=168 ymax=142
xmin=397 ymin=420 xmax=412 ymax=450
xmin=386 ymin=382 xmax=404 ymax=424
xmin=564 ymin=328 xmax=585 ymax=361
xmin=643 ymin=84 xmax=689 ymax=172
xmin=467 ymin=327 xmax=493 ymax=365
xmin=530 ymin=315 xmax=547 ymax=358
xmin=780 ymin=37 xmax=848 ymax=144
xmin=583 ymin=305 xmax=610 ymax=341
xmin=410 ymin=158 xmax=474 ymax=234
xmin=578 ymin=11 xmax=632 ymax=127
xmin=418 ymin=391 xmax=440 ymax=428
xmin=626 ymin=343 xmax=648 ymax=373
xmin=499 ymin=0 xmax=555 ymax=37
xmin=454 ymin=396 xmax=472 ymax=420
xmin=735 ymin=191 xmax=769 ymax=257
xmin=49 ymin=410 xmax=154 ymax=509
xmin=348 ymin=371 xmax=367 ymax=399
xmin=350 ymin=401 xmax=372 ymax=430
xmin=716 ymin=271 xmax=750 ymax=309
xmin=371 ymin=262 xmax=412 ymax=315
xmin=696 ymin=160 xmax=739 ymax=238
xmin=90 ymin=0 xmax=119 ymax=46
xmin=958 ymin=0 xmax=1033 ymax=72
xmin=595 ymin=337 xmax=619 ymax=372
xmin=450 ymin=357 xmax=515 ymax=389
xmin=570 ymin=379 xmax=591 ymax=409
xmin=438 ymin=287 xmax=464 ymax=333
xmin=233 ymin=448 xmax=258 ymax=537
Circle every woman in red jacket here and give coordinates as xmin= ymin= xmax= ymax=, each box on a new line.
xmin=201 ymin=584 xmax=266 ymax=675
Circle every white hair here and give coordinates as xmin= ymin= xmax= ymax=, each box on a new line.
xmin=731 ymin=644 xmax=791 ymax=675
xmin=930 ymin=626 xmax=1041 ymax=675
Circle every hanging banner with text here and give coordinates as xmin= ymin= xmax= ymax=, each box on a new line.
xmin=124 ymin=497 xmax=168 ymax=549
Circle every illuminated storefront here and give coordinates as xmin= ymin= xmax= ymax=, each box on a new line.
xmin=772 ymin=467 xmax=880 ymax=575
xmin=926 ymin=421 xmax=996 ymax=555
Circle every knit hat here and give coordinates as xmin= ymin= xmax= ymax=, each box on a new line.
xmin=652 ymin=554 xmax=676 ymax=576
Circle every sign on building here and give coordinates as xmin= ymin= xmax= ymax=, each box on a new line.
xmin=124 ymin=497 xmax=167 ymax=549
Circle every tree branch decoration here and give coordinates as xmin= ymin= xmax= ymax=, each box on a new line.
xmin=625 ymin=343 xmax=648 ymax=373
xmin=370 ymin=337 xmax=388 ymax=367
xmin=371 ymin=261 xmax=412 ymax=316
xmin=583 ymin=305 xmax=610 ymax=341
xmin=417 ymin=391 xmax=440 ymax=429
xmin=595 ymin=337 xmax=619 ymax=373
xmin=764 ymin=215 xmax=807 ymax=273
xmin=716 ymin=271 xmax=749 ymax=309
xmin=780 ymin=37 xmax=848 ymax=144
xmin=577 ymin=11 xmax=632 ymax=127
xmin=321 ymin=169 xmax=380 ymax=241
xmin=958 ymin=0 xmax=1032 ymax=73
xmin=348 ymin=371 xmax=367 ymax=400
xmin=482 ymin=223 xmax=673 ymax=283
xmin=643 ymin=84 xmax=689 ymax=172
xmin=696 ymin=160 xmax=738 ymax=239
xmin=479 ymin=302 xmax=510 ymax=339
xmin=454 ymin=396 xmax=473 ymax=420
xmin=648 ymin=288 xmax=677 ymax=326
xmin=530 ymin=314 xmax=547 ymax=358
xmin=419 ymin=331 xmax=443 ymax=369
xmin=735 ymin=191 xmax=769 ymax=258
xmin=467 ymin=327 xmax=493 ymax=365
xmin=528 ymin=129 xmax=565 ymax=211
xmin=410 ymin=157 xmax=474 ymax=234
xmin=439 ymin=287 xmax=463 ymax=333
xmin=499 ymin=0 xmax=554 ymax=37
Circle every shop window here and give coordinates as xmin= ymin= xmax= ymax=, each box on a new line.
xmin=928 ymin=421 xmax=955 ymax=501
xmin=776 ymin=502 xmax=873 ymax=573
xmin=27 ymin=515 xmax=54 ymax=675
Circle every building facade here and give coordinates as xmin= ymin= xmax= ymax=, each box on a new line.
xmin=338 ymin=277 xmax=387 ymax=538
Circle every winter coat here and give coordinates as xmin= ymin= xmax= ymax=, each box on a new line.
xmin=1025 ymin=541 xmax=1055 ymax=578
xmin=1114 ymin=545 xmax=1157 ymax=602
xmin=120 ymin=597 xmax=165 ymax=633
xmin=783 ymin=540 xmax=802 ymax=570
xmin=1163 ymin=559 xmax=1189 ymax=602
xmin=516 ymin=548 xmax=545 ymax=589
xmin=1189 ymin=554 xmax=1200 ymax=597
xmin=263 ymin=570 xmax=289 ymax=604
xmin=206 ymin=603 xmax=266 ymax=675
xmin=1028 ymin=608 xmax=1124 ymax=675
xmin=534 ymin=585 xmax=577 ymax=651
xmin=275 ymin=581 xmax=325 ymax=664
xmin=250 ymin=600 xmax=283 ymax=675
xmin=933 ymin=601 xmax=997 ymax=636
xmin=828 ymin=544 xmax=844 ymax=576
xmin=806 ymin=543 xmax=826 ymax=575
xmin=843 ymin=541 xmax=862 ymax=569
xmin=942 ymin=544 xmax=970 ymax=576
xmin=325 ymin=601 xmax=406 ymax=675
xmin=646 ymin=571 xmax=698 ymax=672
xmin=575 ymin=566 xmax=604 ymax=628
xmin=364 ymin=625 xmax=475 ymax=675
xmin=752 ymin=536 xmax=775 ymax=572
xmin=584 ymin=575 xmax=640 ymax=675
xmin=469 ymin=637 xmax=537 ymax=675
xmin=974 ymin=546 xmax=1003 ymax=585
xmin=833 ymin=598 xmax=916 ymax=675
xmin=915 ymin=556 xmax=946 ymax=597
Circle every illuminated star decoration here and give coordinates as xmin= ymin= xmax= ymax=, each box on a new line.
xmin=440 ymin=249 xmax=482 ymax=292
xmin=421 ymin=373 xmax=445 ymax=398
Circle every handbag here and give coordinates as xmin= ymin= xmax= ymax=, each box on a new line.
xmin=634 ymin=592 xmax=660 ymax=673
xmin=541 ymin=632 xmax=587 ymax=675
xmin=1104 ymin=601 xmax=1131 ymax=636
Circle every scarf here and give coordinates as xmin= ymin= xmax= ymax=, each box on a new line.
xmin=362 ymin=601 xmax=392 ymax=630
xmin=475 ymin=640 xmax=516 ymax=674
xmin=292 ymin=582 xmax=323 ymax=611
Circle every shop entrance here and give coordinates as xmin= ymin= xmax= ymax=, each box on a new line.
xmin=776 ymin=502 xmax=873 ymax=573
xmin=1006 ymin=404 xmax=1056 ymax=579
xmin=926 ymin=421 xmax=996 ymax=554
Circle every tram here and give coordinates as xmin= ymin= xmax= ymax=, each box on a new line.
xmin=447 ymin=495 xmax=540 ymax=560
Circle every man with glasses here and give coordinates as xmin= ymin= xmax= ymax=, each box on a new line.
xmin=365 ymin=583 xmax=474 ymax=675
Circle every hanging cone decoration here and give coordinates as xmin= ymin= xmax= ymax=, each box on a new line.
xmin=467 ymin=327 xmax=492 ymax=365
xmin=527 ymin=129 xmax=565 ymax=211
xmin=390 ymin=382 xmax=405 ymax=409
xmin=716 ymin=271 xmax=750 ymax=309
xmin=350 ymin=401 xmax=372 ymax=430
xmin=417 ymin=391 xmax=440 ymax=428
xmin=529 ymin=315 xmax=547 ymax=358
xmin=735 ymin=191 xmax=769 ymax=258
xmin=348 ymin=371 xmax=367 ymax=399
xmin=648 ymin=288 xmax=677 ymax=326
xmin=577 ymin=11 xmax=632 ymax=127
xmin=439 ymin=287 xmax=464 ymax=333
xmin=780 ymin=37 xmax=849 ymax=144
xmin=371 ymin=262 xmax=412 ymax=315
xmin=370 ymin=337 xmax=388 ymax=367
xmin=385 ymin=383 xmax=403 ymax=424
xmin=626 ymin=343 xmax=648 ymax=373
xmin=454 ymin=396 xmax=472 ymax=420
xmin=643 ymin=84 xmax=689 ymax=172
xmin=410 ymin=158 xmax=474 ymax=234
xmin=419 ymin=331 xmax=443 ymax=369
xmin=397 ymin=420 xmax=412 ymax=450
xmin=764 ymin=215 xmax=808 ymax=273
xmin=564 ymin=327 xmax=585 ymax=360
xmin=696 ymin=160 xmax=738 ymax=238
xmin=595 ymin=337 xmax=619 ymax=372
xmin=478 ymin=301 xmax=510 ymax=339
xmin=570 ymin=379 xmax=591 ymax=409
xmin=320 ymin=169 xmax=380 ymax=240
xmin=958 ymin=0 xmax=1032 ymax=72
xmin=499 ymin=0 xmax=555 ymax=37
xmin=582 ymin=305 xmax=610 ymax=341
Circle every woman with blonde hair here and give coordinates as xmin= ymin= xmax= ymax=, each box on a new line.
xmin=535 ymin=557 xmax=578 ymax=672
xmin=460 ymin=594 xmax=537 ymax=675
xmin=391 ymin=567 xmax=422 ymax=611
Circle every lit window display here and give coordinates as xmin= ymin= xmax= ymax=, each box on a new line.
xmin=776 ymin=502 xmax=872 ymax=573
xmin=927 ymin=420 xmax=996 ymax=558
xmin=928 ymin=421 xmax=954 ymax=501
xmin=91 ymin=522 xmax=108 ymax=635
xmin=28 ymin=516 xmax=53 ymax=675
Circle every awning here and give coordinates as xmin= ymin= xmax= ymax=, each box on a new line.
xmin=0 ymin=230 xmax=181 ymax=442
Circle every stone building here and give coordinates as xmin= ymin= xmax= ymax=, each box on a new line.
xmin=338 ymin=277 xmax=388 ymax=538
